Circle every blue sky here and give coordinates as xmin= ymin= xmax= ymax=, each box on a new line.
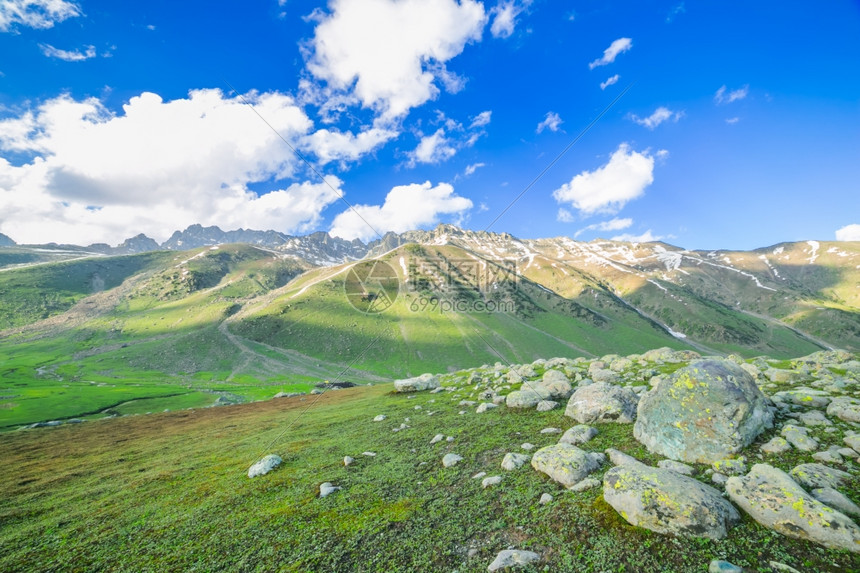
xmin=0 ymin=0 xmax=858 ymax=249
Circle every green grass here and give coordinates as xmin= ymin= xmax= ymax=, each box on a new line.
xmin=1 ymin=379 xmax=858 ymax=572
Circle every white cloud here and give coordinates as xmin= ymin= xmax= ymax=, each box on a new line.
xmin=630 ymin=106 xmax=683 ymax=129
xmin=146 ymin=24 xmax=156 ymax=31
xmin=588 ymin=37 xmax=632 ymax=69
xmin=329 ymin=181 xmax=472 ymax=241
xmin=600 ymin=74 xmax=619 ymax=90
xmin=408 ymin=129 xmax=457 ymax=166
xmin=714 ymin=84 xmax=749 ymax=104
xmin=39 ymin=43 xmax=96 ymax=61
xmin=0 ymin=90 xmax=367 ymax=245
xmin=470 ymin=110 xmax=492 ymax=128
xmin=552 ymin=143 xmax=656 ymax=215
xmin=725 ymin=117 xmax=740 ymax=125
xmin=303 ymin=126 xmax=397 ymax=165
xmin=464 ymin=162 xmax=485 ymax=176
xmin=305 ymin=0 xmax=487 ymax=120
xmin=0 ymin=0 xmax=80 ymax=32
xmin=573 ymin=217 xmax=632 ymax=237
xmin=490 ymin=0 xmax=529 ymax=39
xmin=536 ymin=111 xmax=562 ymax=133
xmin=556 ymin=208 xmax=574 ymax=223
xmin=611 ymin=230 xmax=662 ymax=243
xmin=666 ymin=2 xmax=685 ymax=23
xmin=835 ymin=224 xmax=860 ymax=241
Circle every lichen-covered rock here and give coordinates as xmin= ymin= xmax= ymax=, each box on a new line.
xmin=633 ymin=359 xmax=773 ymax=463
xmin=788 ymin=463 xmax=851 ymax=490
xmin=812 ymin=487 xmax=860 ymax=518
xmin=487 ymin=549 xmax=541 ymax=571
xmin=247 ymin=454 xmax=282 ymax=478
xmin=602 ymin=455 xmax=740 ymax=539
xmin=712 ymin=458 xmax=747 ymax=476
xmin=394 ymin=373 xmax=440 ymax=392
xmin=827 ymin=396 xmax=860 ymax=423
xmin=442 ymin=453 xmax=463 ymax=468
xmin=531 ymin=443 xmax=601 ymax=488
xmin=760 ymin=436 xmax=791 ymax=455
xmin=657 ymin=459 xmax=695 ymax=476
xmin=726 ymin=464 xmax=860 ymax=553
xmin=559 ymin=424 xmax=598 ymax=446
xmin=535 ymin=400 xmax=558 ymax=412
xmin=845 ymin=434 xmax=860 ymax=454
xmin=536 ymin=369 xmax=573 ymax=399
xmin=780 ymin=424 xmax=819 ymax=452
xmin=565 ymin=382 xmax=638 ymax=424
xmin=772 ymin=388 xmax=831 ymax=408
xmin=501 ymin=452 xmax=530 ymax=471
xmin=765 ymin=368 xmax=806 ymax=384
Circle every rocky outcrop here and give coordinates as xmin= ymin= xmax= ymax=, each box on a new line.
xmin=394 ymin=373 xmax=440 ymax=392
xmin=565 ymin=382 xmax=638 ymax=424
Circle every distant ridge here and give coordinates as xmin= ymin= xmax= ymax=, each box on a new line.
xmin=0 ymin=232 xmax=15 ymax=247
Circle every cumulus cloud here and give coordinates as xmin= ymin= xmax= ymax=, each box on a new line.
xmin=573 ymin=217 xmax=632 ymax=237
xmin=611 ymin=230 xmax=662 ymax=243
xmin=630 ymin=106 xmax=683 ymax=129
xmin=470 ymin=110 xmax=492 ymax=128
xmin=552 ymin=143 xmax=656 ymax=215
xmin=588 ymin=37 xmax=632 ymax=69
xmin=714 ymin=84 xmax=749 ymax=104
xmin=0 ymin=0 xmax=80 ymax=32
xmin=302 ymin=126 xmax=397 ymax=165
xmin=600 ymin=74 xmax=619 ymax=90
xmin=835 ymin=224 xmax=860 ymax=241
xmin=39 ymin=43 xmax=96 ymax=61
xmin=329 ymin=181 xmax=472 ymax=241
xmin=407 ymin=129 xmax=457 ymax=166
xmin=0 ymin=89 xmax=374 ymax=244
xmin=536 ymin=111 xmax=562 ymax=133
xmin=490 ymin=0 xmax=530 ymax=38
xmin=305 ymin=0 xmax=487 ymax=120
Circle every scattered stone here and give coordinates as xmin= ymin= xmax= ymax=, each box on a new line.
xmin=657 ymin=459 xmax=695 ymax=476
xmin=838 ymin=447 xmax=859 ymax=459
xmin=472 ymin=472 xmax=487 ymax=479
xmin=539 ymin=493 xmax=553 ymax=505
xmin=247 ymin=454 xmax=282 ymax=478
xmin=482 ymin=475 xmax=503 ymax=488
xmin=603 ymin=454 xmax=740 ymax=539
xmin=487 ymin=549 xmax=541 ymax=571
xmin=711 ymin=473 xmax=728 ymax=486
xmin=446 ymin=436 xmax=455 ymax=442
xmin=565 ymin=382 xmax=638 ymax=424
xmin=373 ymin=415 xmax=387 ymax=422
xmin=798 ymin=410 xmax=832 ymax=426
xmin=789 ymin=463 xmax=851 ymax=490
xmin=765 ymin=368 xmax=806 ymax=384
xmin=811 ymin=487 xmax=860 ymax=518
xmin=605 ymin=448 xmax=639 ymax=467
xmin=362 ymin=451 xmax=376 ymax=457
xmin=827 ymin=396 xmax=860 ymax=423
xmin=559 ymin=425 xmax=598 ymax=446
xmin=539 ymin=427 xmax=561 ymax=434
xmin=772 ymin=388 xmax=831 ymax=408
xmin=536 ymin=369 xmax=573 ymax=399
xmin=430 ymin=433 xmax=445 ymax=444
xmin=520 ymin=443 xmax=535 ymax=451
xmin=535 ymin=400 xmax=558 ymax=412
xmin=709 ymin=560 xmax=743 ymax=573
xmin=476 ymin=402 xmax=498 ymax=414
xmin=781 ymin=424 xmax=819 ymax=452
xmin=812 ymin=449 xmax=844 ymax=464
xmin=531 ymin=443 xmax=601 ymax=488
xmin=394 ymin=373 xmax=440 ymax=393
xmin=501 ymin=452 xmax=530 ymax=471
xmin=634 ymin=359 xmax=773 ymax=463
xmin=845 ymin=434 xmax=860 ymax=454
xmin=712 ymin=458 xmax=747 ymax=476
xmin=768 ymin=562 xmax=801 ymax=573
xmin=459 ymin=400 xmax=477 ymax=406
xmin=442 ymin=453 xmax=463 ymax=468
xmin=319 ymin=482 xmax=341 ymax=498
xmin=590 ymin=368 xmax=621 ymax=384
xmin=343 ymin=456 xmax=354 ymax=467
xmin=761 ymin=436 xmax=791 ymax=455
xmin=726 ymin=464 xmax=860 ymax=553
xmin=569 ymin=477 xmax=600 ymax=492
xmin=309 ymin=388 xmax=324 ymax=395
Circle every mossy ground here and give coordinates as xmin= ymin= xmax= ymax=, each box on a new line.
xmin=2 ymin=379 xmax=858 ymax=572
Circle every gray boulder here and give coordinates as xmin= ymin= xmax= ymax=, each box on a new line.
xmin=760 ymin=436 xmax=791 ymax=455
xmin=394 ymin=373 xmax=440 ymax=392
xmin=536 ymin=369 xmax=573 ymax=399
xmin=657 ymin=459 xmax=695 ymax=476
xmin=845 ymin=434 xmax=860 ymax=454
xmin=247 ymin=454 xmax=282 ymax=478
xmin=531 ymin=443 xmax=602 ymax=488
xmin=442 ymin=453 xmax=463 ymax=468
xmin=602 ymin=455 xmax=739 ymax=539
xmin=812 ymin=487 xmax=860 ymax=518
xmin=501 ymin=452 xmax=530 ymax=471
xmin=565 ymin=382 xmax=638 ymax=424
xmin=487 ymin=549 xmax=541 ymax=571
xmin=535 ymin=400 xmax=558 ymax=412
xmin=772 ymin=388 xmax=831 ymax=408
xmin=633 ymin=359 xmax=773 ymax=463
xmin=505 ymin=388 xmax=545 ymax=409
xmin=726 ymin=464 xmax=860 ymax=553
xmin=780 ymin=424 xmax=819 ymax=452
xmin=319 ymin=482 xmax=341 ymax=497
xmin=827 ymin=396 xmax=860 ymax=423
xmin=789 ymin=463 xmax=851 ymax=490
xmin=559 ymin=424 xmax=598 ymax=446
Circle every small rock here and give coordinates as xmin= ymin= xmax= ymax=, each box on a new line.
xmin=539 ymin=427 xmax=561 ymax=434
xmin=569 ymin=477 xmax=600 ymax=492
xmin=844 ymin=434 xmax=860 ymax=454
xmin=430 ymin=433 xmax=445 ymax=444
xmin=472 ymin=472 xmax=487 ymax=479
xmin=343 ymin=456 xmax=354 ymax=466
xmin=565 ymin=382 xmax=638 ymax=424
xmin=559 ymin=425 xmax=598 ymax=446
xmin=781 ymin=424 xmax=819 ymax=451
xmin=812 ymin=450 xmax=844 ymax=464
xmin=446 ymin=436 xmax=455 ymax=442
xmin=442 ymin=453 xmax=463 ymax=468
xmin=798 ymin=410 xmax=832 ymax=426
xmin=247 ymin=454 xmax=282 ymax=478
xmin=827 ymin=396 xmax=860 ymax=423
xmin=535 ymin=400 xmax=558 ymax=412
xmin=373 ymin=415 xmax=387 ymax=422
xmin=476 ymin=402 xmax=498 ymax=414
xmin=394 ymin=373 xmax=440 ymax=393
xmin=768 ymin=562 xmax=801 ymax=573
xmin=482 ymin=475 xmax=503 ymax=488
xmin=319 ymin=482 xmax=341 ymax=498
xmin=712 ymin=458 xmax=747 ymax=476
xmin=501 ymin=452 xmax=530 ymax=471
xmin=487 ymin=549 xmax=541 ymax=572
xmin=539 ymin=493 xmax=553 ymax=505
xmin=711 ymin=473 xmax=728 ymax=486
xmin=362 ymin=451 xmax=376 ymax=457
xmin=605 ymin=448 xmax=638 ymax=467
xmin=520 ymin=443 xmax=535 ymax=451
xmin=811 ymin=487 xmax=860 ymax=518
xmin=709 ymin=560 xmax=743 ymax=573
xmin=760 ymin=436 xmax=791 ymax=455
xmin=789 ymin=463 xmax=851 ymax=490
xmin=531 ymin=443 xmax=600 ymax=488
xmin=657 ymin=459 xmax=695 ymax=476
